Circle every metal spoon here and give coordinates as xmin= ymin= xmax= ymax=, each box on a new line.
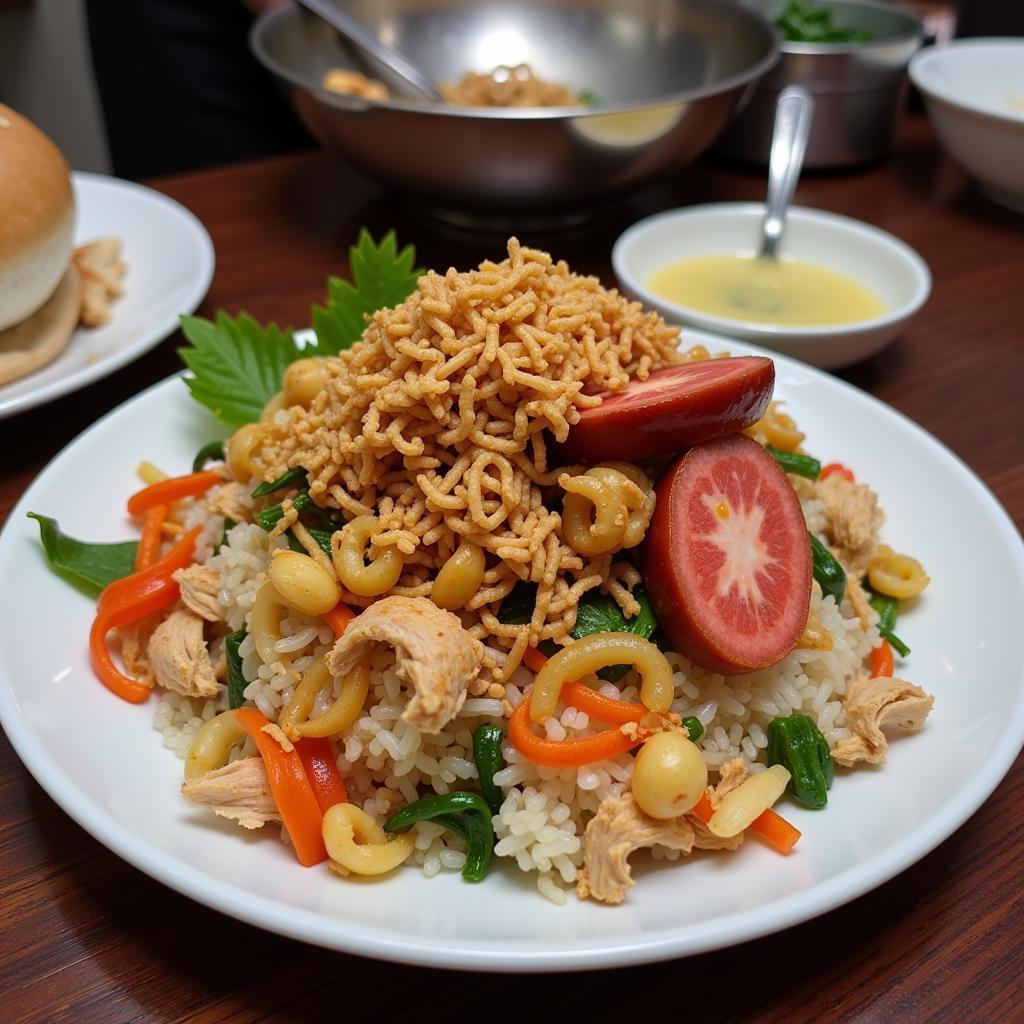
xmin=294 ymin=0 xmax=444 ymax=102
xmin=758 ymin=86 xmax=815 ymax=260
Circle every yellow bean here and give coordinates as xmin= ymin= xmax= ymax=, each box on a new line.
xmin=708 ymin=765 xmax=790 ymax=838
xmin=332 ymin=515 xmax=404 ymax=597
xmin=226 ymin=423 xmax=263 ymax=482
xmin=260 ymin=390 xmax=289 ymax=421
xmin=631 ymin=732 xmax=708 ymax=819
xmin=280 ymin=655 xmax=370 ymax=739
xmin=530 ymin=631 xmax=674 ymax=723
xmin=868 ymin=552 xmax=930 ymax=599
xmin=678 ymin=344 xmax=711 ymax=363
xmin=746 ymin=401 xmax=804 ymax=452
xmin=184 ymin=710 xmax=248 ymax=781
xmin=269 ymin=550 xmax=341 ymax=616
xmin=323 ymin=804 xmax=415 ymax=876
xmin=559 ymin=473 xmax=628 ymax=555
xmin=136 ymin=460 xmax=169 ymax=485
xmin=283 ymin=357 xmax=329 ymax=408
xmin=432 ymin=541 xmax=485 ymax=610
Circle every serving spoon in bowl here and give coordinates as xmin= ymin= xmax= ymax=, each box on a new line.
xmin=758 ymin=85 xmax=815 ymax=260
xmin=294 ymin=0 xmax=444 ymax=102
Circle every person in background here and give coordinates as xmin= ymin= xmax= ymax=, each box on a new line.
xmin=85 ymin=0 xmax=305 ymax=180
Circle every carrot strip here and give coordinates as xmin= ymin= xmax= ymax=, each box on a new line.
xmin=691 ymin=788 xmax=800 ymax=854
xmin=126 ymin=470 xmax=221 ymax=516
xmin=234 ymin=708 xmax=328 ymax=867
xmin=295 ymin=737 xmax=348 ymax=813
xmin=323 ymin=600 xmax=355 ymax=637
xmin=509 ymin=695 xmax=642 ymax=767
xmin=522 ymin=645 xmax=548 ymax=674
xmin=89 ymin=526 xmax=202 ymax=703
xmin=820 ymin=463 xmax=855 ymax=483
xmin=870 ymin=639 xmax=894 ymax=678
xmin=135 ymin=504 xmax=168 ymax=570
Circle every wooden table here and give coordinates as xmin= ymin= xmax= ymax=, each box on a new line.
xmin=2 ymin=115 xmax=1022 ymax=1023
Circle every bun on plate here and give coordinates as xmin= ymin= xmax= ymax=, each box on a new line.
xmin=0 ymin=104 xmax=77 ymax=384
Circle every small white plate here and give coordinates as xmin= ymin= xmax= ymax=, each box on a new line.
xmin=0 ymin=172 xmax=214 ymax=419
xmin=1 ymin=337 xmax=1022 ymax=972
xmin=613 ymin=204 xmax=931 ymax=370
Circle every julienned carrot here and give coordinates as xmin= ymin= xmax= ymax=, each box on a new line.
xmin=323 ymin=600 xmax=355 ymax=637
xmin=509 ymin=695 xmax=643 ymax=767
xmin=523 ymin=648 xmax=647 ymax=726
xmin=820 ymin=463 xmax=855 ymax=483
xmin=135 ymin=504 xmax=168 ymax=570
xmin=234 ymin=708 xmax=328 ymax=868
xmin=870 ymin=639 xmax=894 ymax=678
xmin=126 ymin=470 xmax=221 ymax=516
xmin=295 ymin=737 xmax=348 ymax=813
xmin=89 ymin=526 xmax=202 ymax=703
xmin=691 ymin=789 xmax=800 ymax=855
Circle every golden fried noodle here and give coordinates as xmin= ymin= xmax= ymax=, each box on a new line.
xmin=250 ymin=238 xmax=680 ymax=691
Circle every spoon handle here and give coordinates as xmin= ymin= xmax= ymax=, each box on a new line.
xmin=295 ymin=0 xmax=444 ymax=102
xmin=759 ymin=86 xmax=815 ymax=260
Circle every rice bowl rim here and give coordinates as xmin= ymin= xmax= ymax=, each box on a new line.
xmin=0 ymin=328 xmax=1021 ymax=972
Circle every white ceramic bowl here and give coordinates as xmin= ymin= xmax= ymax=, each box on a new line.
xmin=612 ymin=203 xmax=931 ymax=369
xmin=909 ymin=39 xmax=1024 ymax=213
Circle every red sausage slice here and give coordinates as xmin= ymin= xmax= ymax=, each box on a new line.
xmin=643 ymin=434 xmax=811 ymax=676
xmin=559 ymin=356 xmax=774 ymax=463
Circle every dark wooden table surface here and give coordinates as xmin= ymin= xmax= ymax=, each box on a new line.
xmin=2 ymin=115 xmax=1022 ymax=1023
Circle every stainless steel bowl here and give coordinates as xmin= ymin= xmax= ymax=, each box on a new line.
xmin=251 ymin=0 xmax=778 ymax=226
xmin=715 ymin=0 xmax=923 ymax=168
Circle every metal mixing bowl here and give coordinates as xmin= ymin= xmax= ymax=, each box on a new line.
xmin=250 ymin=0 xmax=778 ymax=226
xmin=715 ymin=0 xmax=923 ymax=168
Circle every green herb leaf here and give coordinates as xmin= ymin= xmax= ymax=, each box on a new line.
xmin=27 ymin=512 xmax=138 ymax=593
xmin=225 ymin=629 xmax=249 ymax=710
xmin=577 ymin=89 xmax=602 ymax=108
xmin=312 ymin=229 xmax=422 ymax=356
xmin=179 ymin=312 xmax=301 ymax=430
xmin=496 ymin=581 xmax=539 ymax=626
xmin=251 ymin=467 xmax=308 ymax=498
xmin=571 ymin=587 xmax=660 ymax=682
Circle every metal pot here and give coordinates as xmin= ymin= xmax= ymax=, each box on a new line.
xmin=716 ymin=0 xmax=924 ymax=168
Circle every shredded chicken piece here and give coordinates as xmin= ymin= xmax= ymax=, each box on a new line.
xmin=210 ymin=482 xmax=252 ymax=524
xmin=577 ymin=793 xmax=698 ymax=904
xmin=710 ymin=757 xmax=748 ymax=806
xmin=815 ymin=475 xmax=884 ymax=580
xmin=173 ymin=565 xmax=223 ymax=622
xmin=148 ymin=607 xmax=219 ymax=697
xmin=326 ymin=596 xmax=482 ymax=734
xmin=832 ymin=676 xmax=934 ymax=767
xmin=72 ymin=238 xmax=126 ymax=327
xmin=181 ymin=757 xmax=280 ymax=829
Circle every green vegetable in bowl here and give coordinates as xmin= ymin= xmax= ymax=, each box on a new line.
xmin=472 ymin=723 xmax=506 ymax=816
xmin=767 ymin=445 xmax=821 ymax=480
xmin=776 ymin=0 xmax=872 ymax=43
xmin=192 ymin=440 xmax=225 ymax=473
xmin=251 ymin=466 xmax=308 ymax=498
xmin=224 ymin=628 xmax=248 ymax=710
xmin=27 ymin=512 xmax=137 ymax=593
xmin=767 ymin=713 xmax=834 ymax=808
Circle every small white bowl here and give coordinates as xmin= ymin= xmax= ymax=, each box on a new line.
xmin=612 ymin=203 xmax=931 ymax=369
xmin=909 ymin=38 xmax=1024 ymax=213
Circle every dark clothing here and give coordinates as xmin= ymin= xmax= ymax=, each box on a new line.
xmin=85 ymin=0 xmax=311 ymax=180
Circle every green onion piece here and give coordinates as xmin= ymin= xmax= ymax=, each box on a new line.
xmin=879 ymin=626 xmax=911 ymax=658
xmin=192 ymin=440 xmax=225 ymax=473
xmin=809 ymin=533 xmax=847 ymax=605
xmin=472 ymin=724 xmax=506 ymax=816
xmin=682 ymin=716 xmax=704 ymax=742
xmin=286 ymin=527 xmax=334 ymax=559
xmin=225 ymin=629 xmax=248 ymax=710
xmin=385 ymin=791 xmax=494 ymax=883
xmin=251 ymin=466 xmax=308 ymax=499
xmin=766 ymin=713 xmax=833 ymax=809
xmin=256 ymin=491 xmax=329 ymax=531
xmin=767 ymin=446 xmax=821 ymax=480
xmin=218 ymin=517 xmax=236 ymax=553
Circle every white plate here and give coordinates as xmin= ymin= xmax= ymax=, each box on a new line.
xmin=0 ymin=172 xmax=214 ymax=419
xmin=2 ymin=332 xmax=1023 ymax=972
